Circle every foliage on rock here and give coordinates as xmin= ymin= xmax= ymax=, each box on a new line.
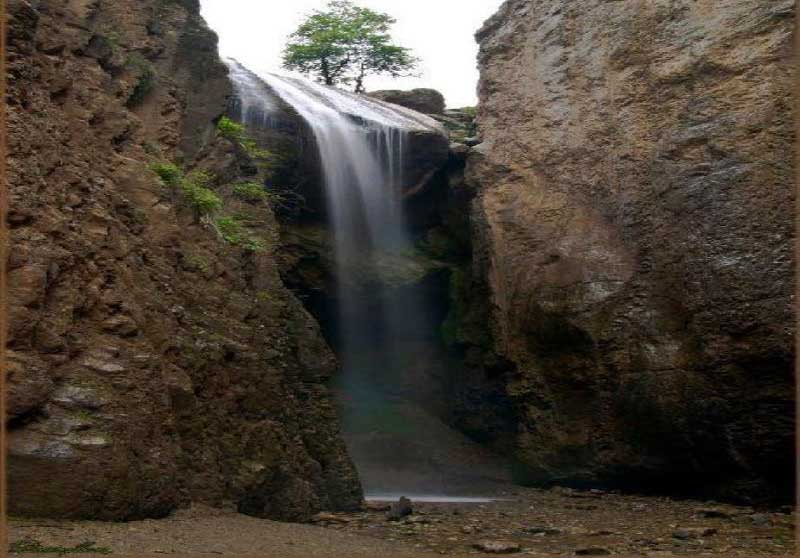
xmin=215 ymin=216 xmax=266 ymax=252
xmin=126 ymin=52 xmax=156 ymax=106
xmin=151 ymin=163 xmax=222 ymax=222
xmin=232 ymin=182 xmax=268 ymax=203
xmin=216 ymin=116 xmax=274 ymax=162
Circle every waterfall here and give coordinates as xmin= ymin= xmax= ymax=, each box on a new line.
xmin=224 ymin=60 xmax=510 ymax=498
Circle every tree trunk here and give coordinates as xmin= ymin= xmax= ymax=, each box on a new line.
xmin=321 ymin=58 xmax=333 ymax=85
xmin=354 ymin=65 xmax=366 ymax=93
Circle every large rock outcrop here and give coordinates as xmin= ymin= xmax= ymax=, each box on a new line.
xmin=6 ymin=0 xmax=361 ymax=520
xmin=464 ymin=0 xmax=795 ymax=502
xmin=368 ymin=88 xmax=446 ymax=115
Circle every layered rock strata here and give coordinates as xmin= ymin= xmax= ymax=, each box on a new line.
xmin=6 ymin=0 xmax=361 ymax=520
xmin=465 ymin=0 xmax=795 ymax=502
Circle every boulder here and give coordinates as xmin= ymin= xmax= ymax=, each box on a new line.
xmin=386 ymin=496 xmax=413 ymax=521
xmin=368 ymin=88 xmax=446 ymax=115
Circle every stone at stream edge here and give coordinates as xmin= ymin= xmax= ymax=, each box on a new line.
xmin=472 ymin=540 xmax=522 ymax=554
xmin=694 ymin=508 xmax=733 ymax=519
xmin=672 ymin=527 xmax=717 ymax=540
xmin=386 ymin=497 xmax=413 ymax=521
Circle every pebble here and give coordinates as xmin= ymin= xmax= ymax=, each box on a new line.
xmin=695 ymin=508 xmax=732 ymax=519
xmin=473 ymin=540 xmax=522 ymax=554
xmin=672 ymin=527 xmax=717 ymax=540
xmin=525 ymin=526 xmax=561 ymax=535
xmin=748 ymin=513 xmax=771 ymax=526
xmin=575 ymin=548 xmax=611 ymax=556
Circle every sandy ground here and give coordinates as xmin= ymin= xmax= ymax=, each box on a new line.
xmin=8 ymin=487 xmax=796 ymax=558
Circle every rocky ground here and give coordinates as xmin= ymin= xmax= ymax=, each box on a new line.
xmin=9 ymin=488 xmax=795 ymax=557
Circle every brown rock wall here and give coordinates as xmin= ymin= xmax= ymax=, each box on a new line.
xmin=6 ymin=0 xmax=361 ymax=520
xmin=467 ymin=0 xmax=795 ymax=502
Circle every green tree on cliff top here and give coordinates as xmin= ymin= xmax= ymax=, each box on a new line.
xmin=282 ymin=0 xmax=418 ymax=93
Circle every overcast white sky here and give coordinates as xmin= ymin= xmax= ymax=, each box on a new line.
xmin=200 ymin=0 xmax=505 ymax=108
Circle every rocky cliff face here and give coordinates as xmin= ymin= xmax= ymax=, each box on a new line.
xmin=6 ymin=0 xmax=361 ymax=520
xmin=368 ymin=88 xmax=446 ymax=115
xmin=466 ymin=0 xmax=795 ymax=502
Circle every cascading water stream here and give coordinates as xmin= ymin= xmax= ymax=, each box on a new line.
xmin=224 ymin=59 xmax=510 ymax=498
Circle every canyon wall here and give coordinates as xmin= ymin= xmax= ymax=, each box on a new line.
xmin=465 ymin=0 xmax=795 ymax=502
xmin=6 ymin=0 xmax=361 ymax=520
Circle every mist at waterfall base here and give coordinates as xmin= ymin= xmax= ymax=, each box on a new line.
xmin=225 ymin=60 xmax=510 ymax=499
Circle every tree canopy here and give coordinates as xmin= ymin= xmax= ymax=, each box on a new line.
xmin=282 ymin=0 xmax=418 ymax=93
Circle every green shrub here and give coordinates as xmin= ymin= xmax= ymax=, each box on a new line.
xmin=126 ymin=53 xmax=156 ymax=106
xmin=233 ymin=182 xmax=268 ymax=202
xmin=217 ymin=117 xmax=274 ymax=163
xmin=183 ymin=170 xmax=214 ymax=190
xmin=241 ymin=237 xmax=266 ymax=252
xmin=217 ymin=116 xmax=246 ymax=141
xmin=153 ymin=165 xmax=221 ymax=221
xmin=215 ymin=216 xmax=265 ymax=252
xmin=181 ymin=171 xmax=221 ymax=221
xmin=215 ymin=216 xmax=244 ymax=242
xmin=240 ymin=138 xmax=274 ymax=161
xmin=149 ymin=162 xmax=184 ymax=187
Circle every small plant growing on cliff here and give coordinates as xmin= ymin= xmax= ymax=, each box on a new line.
xmin=150 ymin=163 xmax=221 ymax=222
xmin=283 ymin=0 xmax=419 ymax=93
xmin=215 ymin=216 xmax=266 ymax=252
xmin=180 ymin=171 xmax=222 ymax=222
xmin=126 ymin=52 xmax=156 ymax=107
xmin=216 ymin=117 xmax=274 ymax=163
xmin=232 ymin=182 xmax=268 ymax=202
xmin=217 ymin=116 xmax=246 ymax=141
xmin=150 ymin=162 xmax=184 ymax=188
xmin=215 ymin=216 xmax=246 ymax=243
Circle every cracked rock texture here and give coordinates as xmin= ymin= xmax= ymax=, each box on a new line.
xmin=465 ymin=0 xmax=795 ymax=502
xmin=6 ymin=0 xmax=361 ymax=520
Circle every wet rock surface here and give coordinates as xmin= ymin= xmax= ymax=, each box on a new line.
xmin=9 ymin=489 xmax=796 ymax=557
xmin=463 ymin=0 xmax=795 ymax=503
